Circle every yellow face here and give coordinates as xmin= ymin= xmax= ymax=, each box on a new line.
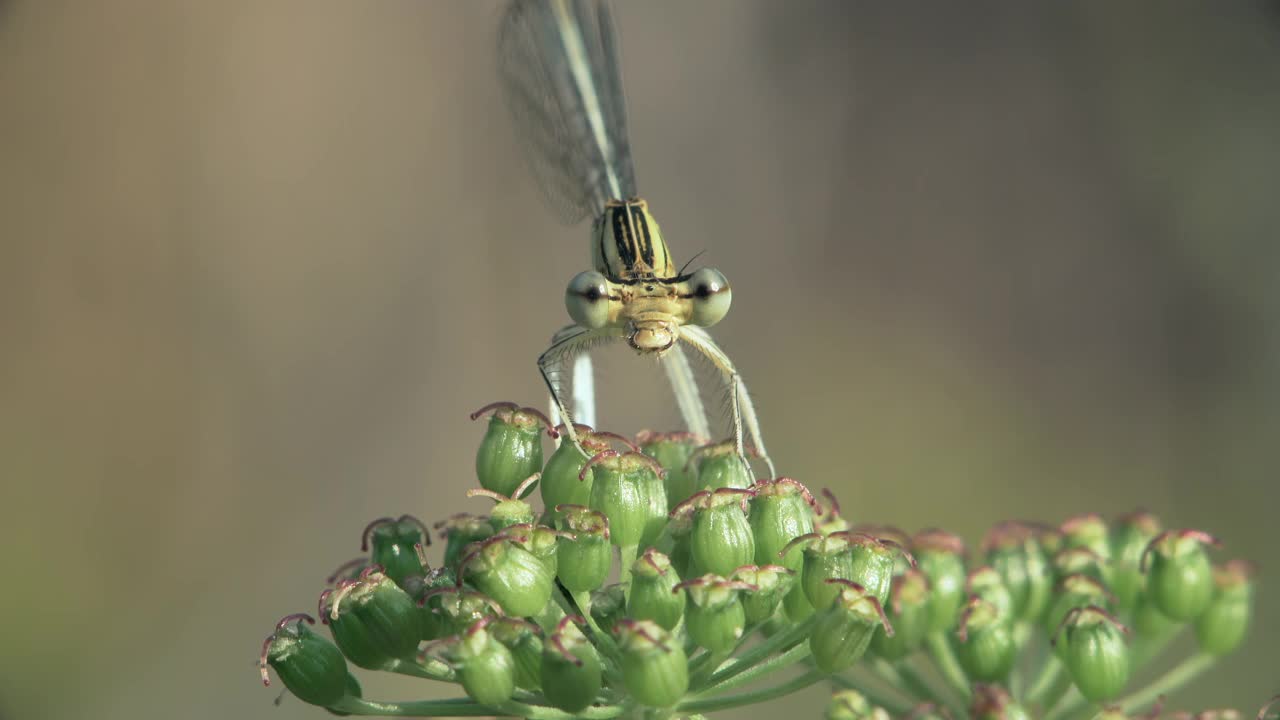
xmin=565 ymin=269 xmax=732 ymax=353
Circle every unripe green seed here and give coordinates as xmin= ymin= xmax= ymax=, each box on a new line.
xmin=1043 ymin=573 xmax=1113 ymax=642
xmin=809 ymin=579 xmax=893 ymax=673
xmin=487 ymin=617 xmax=544 ymax=691
xmin=966 ymin=566 xmax=1014 ymax=621
xmin=616 ymin=620 xmax=689 ymax=708
xmin=362 ymin=515 xmax=430 ymax=590
xmin=783 ymin=582 xmax=815 ymax=622
xmin=786 ymin=532 xmax=857 ymax=611
xmin=590 ymin=584 xmax=627 ymax=633
xmin=628 ymin=549 xmax=685 ymax=630
xmin=585 ymin=450 xmax=666 ymax=547
xmin=1109 ymin=510 xmax=1161 ymax=611
xmin=322 ymin=571 xmax=422 ymax=671
xmin=674 ymin=488 xmax=757 ymax=577
xmin=733 ymin=564 xmax=796 ymax=626
xmin=983 ymin=521 xmax=1052 ymax=622
xmin=542 ymin=616 xmax=603 ymax=713
xmin=448 ymin=619 xmax=517 ymax=707
xmin=848 ymin=533 xmax=912 ymax=608
xmin=1195 ymin=560 xmax=1254 ymax=656
xmin=1143 ymin=529 xmax=1220 ymax=622
xmin=261 ymin=614 xmax=350 ymax=708
xmin=1131 ymin=591 xmax=1178 ymax=640
xmin=748 ymin=478 xmax=817 ymax=573
xmin=418 ymin=586 xmax=503 ymax=638
xmin=555 ymin=506 xmax=613 ymax=593
xmin=541 ymin=426 xmax=633 ymax=520
xmin=1054 ymin=605 xmax=1131 ymax=702
xmin=459 ymin=536 xmax=554 ymax=617
xmin=689 ymin=440 xmax=753 ymax=491
xmin=676 ymin=575 xmax=755 ymax=654
xmin=638 ymin=430 xmax=704 ymax=507
xmin=436 ymin=513 xmax=496 ymax=573
xmin=1061 ymin=514 xmax=1112 ymax=584
xmin=498 ymin=522 xmax=562 ymax=579
xmin=870 ymin=569 xmax=930 ymax=661
xmin=402 ymin=566 xmax=458 ymax=640
xmin=1052 ymin=546 xmax=1106 ymax=585
xmin=471 ymin=402 xmax=551 ymax=498
xmin=952 ymin=598 xmax=1016 ymax=683
xmin=912 ymin=529 xmax=968 ymax=634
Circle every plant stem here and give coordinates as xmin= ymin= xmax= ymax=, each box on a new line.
xmin=925 ymin=632 xmax=972 ymax=701
xmin=701 ymin=615 xmax=817 ymax=689
xmin=694 ymin=642 xmax=811 ymax=697
xmin=1117 ymin=653 xmax=1219 ymax=714
xmin=1024 ymin=654 xmax=1063 ymax=707
xmin=388 ymin=657 xmax=455 ymax=682
xmin=330 ymin=696 xmax=624 ymax=719
xmin=830 ymin=672 xmax=915 ymax=715
xmin=878 ymin=658 xmax=963 ymax=716
xmin=676 ymin=669 xmax=826 ymax=714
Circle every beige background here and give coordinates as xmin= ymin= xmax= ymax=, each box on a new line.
xmin=1 ymin=2 xmax=1276 ymax=718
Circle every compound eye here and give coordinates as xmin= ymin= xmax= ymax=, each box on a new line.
xmin=565 ymin=271 xmax=611 ymax=329
xmin=687 ymin=267 xmax=732 ymax=327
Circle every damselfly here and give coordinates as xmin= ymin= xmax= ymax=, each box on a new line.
xmin=497 ymin=0 xmax=775 ymax=477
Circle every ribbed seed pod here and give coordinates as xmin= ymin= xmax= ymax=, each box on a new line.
xmin=260 ymin=614 xmax=350 ymax=708
xmin=1054 ymin=605 xmax=1131 ymax=702
xmin=554 ymin=505 xmax=613 ymax=593
xmin=435 ymin=513 xmax=496 ymax=574
xmin=637 ymin=430 xmax=703 ymax=507
xmin=471 ymin=402 xmax=551 ymax=498
xmin=322 ymin=570 xmax=422 ymax=671
xmin=952 ymin=597 xmax=1016 ymax=684
xmin=541 ymin=616 xmax=603 ymax=713
xmin=848 ymin=533 xmax=913 ymax=608
xmin=749 ymin=478 xmax=817 ymax=573
xmin=870 ymin=569 xmax=930 ymax=661
xmin=447 ymin=618 xmax=517 ymax=707
xmin=585 ymin=450 xmax=666 ymax=548
xmin=689 ymin=440 xmax=754 ymax=491
xmin=912 ymin=529 xmax=968 ymax=634
xmin=732 ymin=564 xmax=796 ymax=626
xmin=458 ymin=535 xmax=554 ymax=618
xmin=1060 ymin=514 xmax=1113 ymax=585
xmin=1194 ymin=560 xmax=1254 ymax=656
xmin=784 ymin=532 xmax=856 ymax=611
xmin=809 ymin=579 xmax=893 ymax=673
xmin=616 ymin=620 xmax=689 ymax=708
xmin=672 ymin=488 xmax=757 ymax=578
xmin=627 ymin=549 xmax=685 ymax=631
xmin=676 ymin=574 xmax=756 ymax=654
xmin=540 ymin=425 xmax=619 ymax=516
xmin=487 ymin=617 xmax=544 ymax=691
xmin=1143 ymin=529 xmax=1220 ymax=622
xmin=1109 ymin=510 xmax=1161 ymax=611
xmin=362 ymin=515 xmax=430 ymax=589
xmin=417 ymin=586 xmax=503 ymax=638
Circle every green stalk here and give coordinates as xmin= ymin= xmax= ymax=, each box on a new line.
xmin=1024 ymin=654 xmax=1064 ymax=707
xmin=925 ymin=632 xmax=972 ymax=701
xmin=830 ymin=672 xmax=915 ymax=715
xmin=387 ymin=657 xmax=455 ymax=682
xmin=1117 ymin=653 xmax=1217 ymax=714
xmin=701 ymin=615 xmax=817 ymax=688
xmin=332 ymin=696 xmax=624 ymax=718
xmin=676 ymin=669 xmax=826 ymax=714
xmin=693 ymin=642 xmax=811 ymax=697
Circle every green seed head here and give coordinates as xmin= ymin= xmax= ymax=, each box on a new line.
xmin=585 ymin=450 xmax=666 ymax=547
xmin=847 ymin=532 xmax=913 ymax=608
xmin=966 ymin=565 xmax=1015 ymax=621
xmin=1194 ymin=559 xmax=1254 ymax=656
xmin=825 ymin=689 xmax=892 ymax=720
xmin=809 ymin=579 xmax=893 ymax=673
xmin=458 ymin=535 xmax=554 ymax=617
xmin=1052 ymin=546 xmax=1107 ymax=585
xmin=498 ymin=522 xmax=564 ymax=579
xmin=870 ymin=569 xmax=930 ymax=661
xmin=1043 ymin=573 xmax=1115 ymax=643
xmin=675 ymin=574 xmax=756 ymax=654
xmin=616 ymin=619 xmax=689 ymax=708
xmin=362 ymin=515 xmax=430 ymax=590
xmin=486 ymin=617 xmax=544 ymax=691
xmin=673 ymin=488 xmax=757 ymax=577
xmin=446 ymin=618 xmax=517 ymax=707
xmin=1061 ymin=513 xmax=1112 ymax=573
xmin=1109 ymin=510 xmax=1162 ymax=611
xmin=689 ymin=439 xmax=753 ymax=491
xmin=637 ymin=430 xmax=704 ymax=506
xmin=435 ymin=513 xmax=496 ymax=573
xmin=912 ymin=529 xmax=968 ymax=633
xmin=471 ymin=402 xmax=551 ymax=498
xmin=321 ymin=570 xmax=423 ymax=671
xmin=554 ymin=505 xmax=613 ymax=593
xmin=1142 ymin=529 xmax=1220 ymax=622
xmin=402 ymin=566 xmax=458 ymax=640
xmin=627 ymin=548 xmax=685 ymax=630
xmin=590 ymin=583 xmax=628 ymax=633
xmin=539 ymin=427 xmax=614 ymax=515
xmin=787 ymin=531 xmax=857 ymax=611
xmin=418 ymin=585 xmax=503 ymax=639
xmin=983 ymin=521 xmax=1053 ymax=622
xmin=260 ymin=614 xmax=350 ymax=708
xmin=953 ymin=597 xmax=1016 ymax=684
xmin=1054 ymin=605 xmax=1131 ymax=703
xmin=732 ymin=564 xmax=797 ymax=626
xmin=541 ymin=616 xmax=603 ymax=713
xmin=749 ymin=477 xmax=817 ymax=572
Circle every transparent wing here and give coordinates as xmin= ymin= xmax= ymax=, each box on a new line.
xmin=497 ymin=0 xmax=638 ymax=225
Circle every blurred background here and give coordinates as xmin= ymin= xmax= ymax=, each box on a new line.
xmin=1 ymin=1 xmax=1276 ymax=718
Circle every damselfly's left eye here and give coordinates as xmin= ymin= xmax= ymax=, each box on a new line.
xmin=687 ymin=268 xmax=731 ymax=327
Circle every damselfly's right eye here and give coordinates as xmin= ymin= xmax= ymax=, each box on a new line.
xmin=566 ymin=271 xmax=611 ymax=329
